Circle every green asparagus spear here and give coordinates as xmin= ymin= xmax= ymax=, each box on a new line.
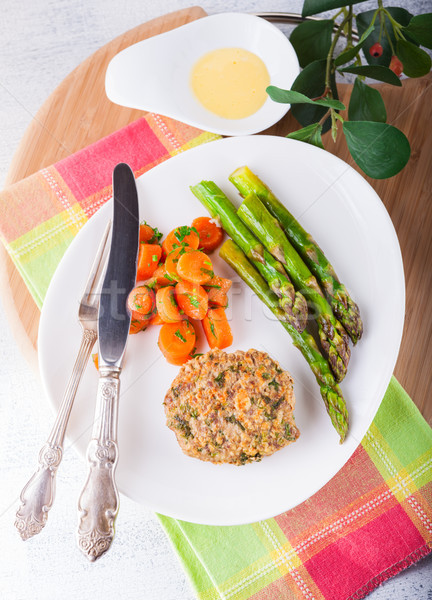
xmin=229 ymin=166 xmax=363 ymax=344
xmin=238 ymin=193 xmax=350 ymax=383
xmin=190 ymin=181 xmax=308 ymax=333
xmin=220 ymin=239 xmax=349 ymax=443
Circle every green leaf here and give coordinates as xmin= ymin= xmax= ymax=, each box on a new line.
xmin=286 ymin=123 xmax=324 ymax=149
xmin=302 ymin=0 xmax=368 ymax=18
xmin=334 ymin=22 xmax=375 ymax=67
xmin=290 ymin=20 xmax=333 ymax=68
xmin=343 ymin=121 xmax=410 ymax=178
xmin=396 ymin=39 xmax=432 ymax=77
xmin=266 ymin=87 xmax=345 ymax=110
xmin=348 ymin=79 xmax=386 ymax=122
xmin=290 ymin=59 xmax=339 ymax=132
xmin=403 ymin=13 xmax=432 ymax=49
xmin=338 ymin=64 xmax=402 ymax=86
xmin=356 ymin=8 xmax=413 ymax=66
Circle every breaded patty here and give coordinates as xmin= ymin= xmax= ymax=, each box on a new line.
xmin=163 ymin=348 xmax=299 ymax=465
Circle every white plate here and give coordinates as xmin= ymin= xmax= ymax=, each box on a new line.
xmin=105 ymin=13 xmax=299 ymax=136
xmin=39 ymin=136 xmax=405 ymax=526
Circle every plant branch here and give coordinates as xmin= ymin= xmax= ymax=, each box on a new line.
xmin=325 ymin=13 xmax=352 ymax=93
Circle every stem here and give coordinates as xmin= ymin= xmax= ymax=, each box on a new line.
xmin=325 ymin=13 xmax=352 ymax=93
xmin=347 ymin=6 xmax=353 ymax=47
xmin=383 ymin=8 xmax=407 ymax=41
xmin=318 ymin=109 xmax=331 ymax=127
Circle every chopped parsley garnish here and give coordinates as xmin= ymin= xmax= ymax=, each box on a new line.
xmin=174 ymin=415 xmax=192 ymax=438
xmin=214 ymin=371 xmax=226 ymax=386
xmin=284 ymin=423 xmax=296 ymax=441
xmin=174 ymin=329 xmax=187 ymax=343
xmin=186 ymin=293 xmax=200 ymax=308
xmin=210 ymin=322 xmax=216 ymax=337
xmin=152 ymin=254 xmax=158 ymax=261
xmin=175 ymin=226 xmax=193 ymax=242
xmin=271 ymin=397 xmax=284 ymax=411
xmin=261 ymin=372 xmax=270 ymax=379
xmin=225 ymin=415 xmax=245 ymax=431
xmin=268 ymin=379 xmax=280 ymax=391
xmin=200 ymin=267 xmax=214 ymax=278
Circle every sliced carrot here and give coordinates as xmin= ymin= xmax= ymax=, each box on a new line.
xmin=148 ymin=312 xmax=164 ymax=326
xmin=127 ymin=285 xmax=156 ymax=321
xmin=162 ymin=225 xmax=200 ymax=256
xmin=208 ymin=290 xmax=228 ymax=308
xmin=202 ymin=307 xmax=233 ymax=350
xmin=129 ymin=318 xmax=147 ymax=334
xmin=164 ymin=246 xmax=193 ymax=282
xmin=204 ymin=276 xmax=232 ymax=308
xmin=152 ymin=264 xmax=176 ymax=287
xmin=204 ymin=275 xmax=232 ymax=293
xmin=92 ymin=353 xmax=99 ymax=370
xmin=139 ymin=223 xmax=162 ymax=244
xmin=192 ymin=217 xmax=224 ymax=252
xmin=137 ymin=243 xmax=162 ymax=281
xmin=176 ymin=249 xmax=214 ymax=284
xmin=158 ymin=320 xmax=196 ymax=365
xmin=156 ymin=285 xmax=185 ymax=323
xmin=175 ymin=279 xmax=208 ymax=320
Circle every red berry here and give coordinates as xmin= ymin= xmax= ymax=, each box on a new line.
xmin=389 ymin=55 xmax=403 ymax=77
xmin=369 ymin=42 xmax=383 ymax=58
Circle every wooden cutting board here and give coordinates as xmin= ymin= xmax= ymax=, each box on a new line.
xmin=1 ymin=6 xmax=431 ymax=423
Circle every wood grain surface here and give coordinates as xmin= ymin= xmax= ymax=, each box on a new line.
xmin=0 ymin=6 xmax=431 ymax=422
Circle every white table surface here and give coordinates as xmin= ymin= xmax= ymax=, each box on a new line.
xmin=1 ymin=1 xmax=431 ymax=599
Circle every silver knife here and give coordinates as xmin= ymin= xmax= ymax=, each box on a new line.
xmin=77 ymin=163 xmax=139 ymax=561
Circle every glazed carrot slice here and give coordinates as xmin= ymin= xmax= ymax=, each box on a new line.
xmin=164 ymin=246 xmax=193 ymax=282
xmin=151 ymin=264 xmax=176 ymax=287
xmin=175 ymin=279 xmax=208 ymax=321
xmin=92 ymin=353 xmax=99 ymax=370
xmin=127 ymin=285 xmax=156 ymax=321
xmin=202 ymin=307 xmax=233 ymax=350
xmin=162 ymin=225 xmax=200 ymax=256
xmin=176 ymin=249 xmax=214 ymax=284
xmin=139 ymin=222 xmax=162 ymax=244
xmin=156 ymin=285 xmax=185 ymax=323
xmin=148 ymin=312 xmax=164 ymax=326
xmin=129 ymin=318 xmax=147 ymax=334
xmin=192 ymin=217 xmax=224 ymax=252
xmin=137 ymin=243 xmax=162 ymax=281
xmin=204 ymin=276 xmax=232 ymax=308
xmin=207 ymin=290 xmax=228 ymax=308
xmin=158 ymin=320 xmax=196 ymax=365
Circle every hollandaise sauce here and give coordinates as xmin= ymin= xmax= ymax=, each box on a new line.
xmin=190 ymin=47 xmax=270 ymax=120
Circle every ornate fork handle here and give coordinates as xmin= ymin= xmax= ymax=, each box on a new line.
xmin=15 ymin=329 xmax=97 ymax=541
xmin=77 ymin=366 xmax=120 ymax=561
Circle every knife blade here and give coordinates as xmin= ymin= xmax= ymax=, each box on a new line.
xmin=77 ymin=163 xmax=139 ymax=561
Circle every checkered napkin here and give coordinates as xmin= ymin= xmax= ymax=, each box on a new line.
xmin=0 ymin=114 xmax=219 ymax=308
xmin=1 ymin=115 xmax=431 ymax=599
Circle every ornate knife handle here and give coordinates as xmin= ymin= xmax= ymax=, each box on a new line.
xmin=15 ymin=329 xmax=97 ymax=541
xmin=77 ymin=366 xmax=121 ymax=561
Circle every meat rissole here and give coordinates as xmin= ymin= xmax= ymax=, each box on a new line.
xmin=164 ymin=349 xmax=299 ymax=465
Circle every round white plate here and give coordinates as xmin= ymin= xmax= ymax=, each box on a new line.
xmin=105 ymin=13 xmax=300 ymax=136
xmin=39 ymin=136 xmax=405 ymax=525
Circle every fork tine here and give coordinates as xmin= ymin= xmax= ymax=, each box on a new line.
xmin=81 ymin=220 xmax=112 ymax=303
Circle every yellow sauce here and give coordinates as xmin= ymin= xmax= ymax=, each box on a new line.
xmin=190 ymin=47 xmax=270 ymax=120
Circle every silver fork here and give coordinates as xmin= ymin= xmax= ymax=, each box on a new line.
xmin=15 ymin=221 xmax=111 ymax=541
